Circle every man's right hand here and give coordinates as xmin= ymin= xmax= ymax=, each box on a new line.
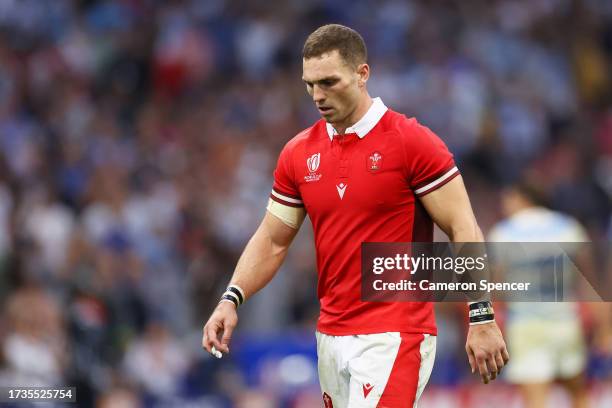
xmin=202 ymin=301 xmax=238 ymax=355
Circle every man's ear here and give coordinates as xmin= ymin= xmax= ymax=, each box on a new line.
xmin=357 ymin=63 xmax=370 ymax=88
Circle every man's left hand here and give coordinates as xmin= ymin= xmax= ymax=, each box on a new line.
xmin=465 ymin=321 xmax=509 ymax=384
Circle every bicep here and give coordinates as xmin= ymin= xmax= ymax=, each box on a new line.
xmin=418 ymin=175 xmax=482 ymax=240
xmin=261 ymin=208 xmax=303 ymax=249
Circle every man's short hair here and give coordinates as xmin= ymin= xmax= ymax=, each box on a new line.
xmin=302 ymin=24 xmax=367 ymax=68
xmin=513 ymin=180 xmax=549 ymax=208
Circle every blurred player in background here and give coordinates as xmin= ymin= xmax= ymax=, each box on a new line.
xmin=203 ymin=24 xmax=508 ymax=407
xmin=489 ymin=182 xmax=611 ymax=408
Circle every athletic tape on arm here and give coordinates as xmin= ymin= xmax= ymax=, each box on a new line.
xmin=266 ymin=198 xmax=306 ymax=229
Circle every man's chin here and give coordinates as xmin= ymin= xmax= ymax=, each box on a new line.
xmin=321 ymin=112 xmax=337 ymax=122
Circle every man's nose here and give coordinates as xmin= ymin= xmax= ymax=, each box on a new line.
xmin=312 ymin=85 xmax=325 ymax=103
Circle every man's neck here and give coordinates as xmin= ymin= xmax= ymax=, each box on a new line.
xmin=332 ymin=94 xmax=373 ymax=135
xmin=507 ymin=202 xmax=537 ymax=218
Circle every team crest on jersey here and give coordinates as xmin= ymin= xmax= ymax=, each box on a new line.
xmin=323 ymin=392 xmax=333 ymax=408
xmin=305 ymin=152 xmax=322 ymax=182
xmin=367 ymin=151 xmax=383 ymax=172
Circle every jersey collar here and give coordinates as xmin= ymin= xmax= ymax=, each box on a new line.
xmin=326 ymin=97 xmax=388 ymax=140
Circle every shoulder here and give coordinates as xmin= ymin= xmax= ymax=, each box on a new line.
xmin=489 ymin=208 xmax=588 ymax=242
xmin=530 ymin=208 xmax=582 ymax=233
xmin=383 ymin=112 xmax=452 ymax=162
xmin=378 ymin=111 xmax=436 ymax=143
xmin=379 ymin=110 xmax=417 ymax=131
xmin=548 ymin=211 xmax=588 ymax=241
xmin=284 ymin=120 xmax=327 ymax=150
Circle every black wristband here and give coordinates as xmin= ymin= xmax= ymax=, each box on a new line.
xmin=469 ymin=301 xmax=494 ymax=325
xmin=227 ymin=286 xmax=244 ymax=305
xmin=220 ymin=293 xmax=239 ymax=308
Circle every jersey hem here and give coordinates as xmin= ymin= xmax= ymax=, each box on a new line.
xmin=315 ymin=325 xmax=438 ymax=337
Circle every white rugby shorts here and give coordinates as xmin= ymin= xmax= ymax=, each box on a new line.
xmin=316 ymin=331 xmax=436 ymax=408
xmin=505 ymin=318 xmax=586 ymax=383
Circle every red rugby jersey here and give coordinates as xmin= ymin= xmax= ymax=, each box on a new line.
xmin=269 ymin=98 xmax=459 ymax=335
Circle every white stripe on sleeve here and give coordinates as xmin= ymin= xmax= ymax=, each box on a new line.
xmin=271 ymin=189 xmax=303 ymax=204
xmin=414 ymin=166 xmax=459 ymax=195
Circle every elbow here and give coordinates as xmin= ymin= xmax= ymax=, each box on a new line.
xmin=270 ymin=240 xmax=290 ymax=258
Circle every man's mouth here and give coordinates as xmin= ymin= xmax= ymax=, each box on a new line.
xmin=318 ymin=106 xmax=333 ymax=114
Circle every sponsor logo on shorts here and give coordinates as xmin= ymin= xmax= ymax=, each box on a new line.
xmin=363 ymin=383 xmax=374 ymax=398
xmin=323 ymin=392 xmax=333 ymax=408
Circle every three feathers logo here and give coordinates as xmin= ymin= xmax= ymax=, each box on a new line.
xmin=368 ymin=151 xmax=383 ymax=172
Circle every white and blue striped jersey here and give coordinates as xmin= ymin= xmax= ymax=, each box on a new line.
xmin=488 ymin=207 xmax=588 ymax=321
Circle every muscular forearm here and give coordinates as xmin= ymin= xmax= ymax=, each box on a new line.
xmin=228 ymin=213 xmax=295 ymax=300
xmin=447 ymin=218 xmax=484 ymax=243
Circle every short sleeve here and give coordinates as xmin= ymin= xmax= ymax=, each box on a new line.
xmin=270 ymin=142 xmax=304 ymax=207
xmin=403 ymin=119 xmax=459 ymax=197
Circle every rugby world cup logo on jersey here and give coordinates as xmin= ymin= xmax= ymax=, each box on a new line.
xmin=367 ymin=151 xmax=383 ymax=172
xmin=305 ymin=152 xmax=322 ymax=182
xmin=307 ymin=153 xmax=320 ymax=172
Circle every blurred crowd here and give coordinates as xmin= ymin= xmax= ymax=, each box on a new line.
xmin=0 ymin=0 xmax=610 ymax=406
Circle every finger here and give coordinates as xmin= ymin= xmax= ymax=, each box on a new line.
xmin=220 ymin=321 xmax=236 ymax=354
xmin=202 ymin=326 xmax=211 ymax=352
xmin=477 ymin=354 xmax=490 ymax=384
xmin=502 ymin=347 xmax=510 ymax=364
xmin=466 ymin=347 xmax=476 ymax=374
xmin=487 ymin=354 xmax=499 ymax=380
xmin=202 ymin=324 xmax=216 ymax=353
xmin=207 ymin=322 xmax=225 ymax=353
xmin=487 ymin=356 xmax=498 ymax=381
xmin=495 ymin=352 xmax=505 ymax=374
xmin=481 ymin=373 xmax=490 ymax=384
xmin=205 ymin=329 xmax=223 ymax=358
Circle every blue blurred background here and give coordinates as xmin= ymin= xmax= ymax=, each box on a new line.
xmin=0 ymin=0 xmax=610 ymax=407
